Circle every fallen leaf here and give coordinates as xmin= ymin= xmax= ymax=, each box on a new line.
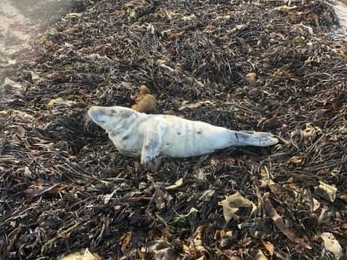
xmin=186 ymin=226 xmax=209 ymax=258
xmin=166 ymin=178 xmax=183 ymax=190
xmin=262 ymin=240 xmax=274 ymax=256
xmin=252 ymin=249 xmax=268 ymax=260
xmin=219 ymin=192 xmax=256 ymax=223
xmin=120 ymin=231 xmax=133 ymax=249
xmin=289 ymin=155 xmax=304 ymax=165
xmin=59 ymin=248 xmax=101 ymax=260
xmin=179 ymin=100 xmax=215 ymax=110
xmin=47 ymin=97 xmax=74 ymax=108
xmin=82 ymin=248 xmax=101 ymax=260
xmin=315 ymin=181 xmax=337 ymax=202
xmin=320 ymin=232 xmax=342 ymax=259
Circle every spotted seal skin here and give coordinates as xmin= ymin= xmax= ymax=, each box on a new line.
xmin=88 ymin=106 xmax=279 ymax=164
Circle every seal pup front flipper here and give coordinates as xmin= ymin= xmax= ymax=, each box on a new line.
xmin=230 ymin=131 xmax=278 ymax=147
xmin=141 ymin=122 xmax=166 ymax=164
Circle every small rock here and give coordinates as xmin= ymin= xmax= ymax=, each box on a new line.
xmin=245 ymin=72 xmax=257 ymax=86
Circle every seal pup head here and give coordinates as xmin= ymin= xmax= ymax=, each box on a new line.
xmin=87 ymin=106 xmax=140 ymax=133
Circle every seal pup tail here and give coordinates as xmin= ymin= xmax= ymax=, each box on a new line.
xmin=231 ymin=131 xmax=278 ymax=147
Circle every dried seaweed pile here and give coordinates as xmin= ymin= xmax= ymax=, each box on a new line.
xmin=1 ymin=0 xmax=347 ymax=259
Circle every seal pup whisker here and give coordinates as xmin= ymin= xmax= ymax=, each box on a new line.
xmin=87 ymin=106 xmax=279 ymax=165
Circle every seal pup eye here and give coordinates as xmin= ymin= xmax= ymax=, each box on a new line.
xmin=110 ymin=109 xmax=117 ymax=114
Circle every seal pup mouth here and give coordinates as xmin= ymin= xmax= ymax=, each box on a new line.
xmin=87 ymin=106 xmax=111 ymax=124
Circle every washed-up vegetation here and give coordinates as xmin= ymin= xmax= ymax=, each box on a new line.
xmin=0 ymin=0 xmax=346 ymax=259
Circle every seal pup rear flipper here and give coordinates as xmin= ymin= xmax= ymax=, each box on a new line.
xmin=231 ymin=131 xmax=278 ymax=147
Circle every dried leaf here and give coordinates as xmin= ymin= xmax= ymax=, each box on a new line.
xmin=289 ymin=155 xmax=304 ymax=165
xmin=273 ymin=5 xmax=297 ymax=11
xmin=179 ymin=100 xmax=215 ymax=110
xmin=47 ymin=97 xmax=74 ymax=108
xmin=166 ymin=178 xmax=183 ymax=190
xmin=103 ymin=190 xmax=117 ymax=204
xmin=186 ymin=226 xmax=209 ymax=258
xmin=312 ymin=198 xmax=321 ymax=212
xmin=320 ymin=232 xmax=342 ymax=259
xmin=120 ymin=231 xmax=133 ymax=249
xmin=315 ymin=181 xmax=337 ymax=202
xmin=219 ymin=192 xmax=256 ymax=223
xmin=59 ymin=248 xmax=101 ymax=260
xmin=253 ymin=249 xmax=268 ymax=260
xmin=60 ymin=252 xmax=85 ymax=260
xmin=301 ymin=123 xmax=315 ymax=139
xmin=0 ymin=110 xmax=8 ymax=116
xmin=262 ymin=240 xmax=274 ymax=256
xmin=82 ymin=248 xmax=101 ymax=260
xmin=30 ymin=71 xmax=41 ymax=82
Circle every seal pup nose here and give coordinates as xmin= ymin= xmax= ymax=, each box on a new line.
xmin=88 ymin=106 xmax=108 ymax=124
xmin=87 ymin=106 xmax=99 ymax=120
xmin=231 ymin=131 xmax=278 ymax=147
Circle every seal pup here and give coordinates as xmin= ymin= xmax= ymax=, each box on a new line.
xmin=88 ymin=106 xmax=278 ymax=164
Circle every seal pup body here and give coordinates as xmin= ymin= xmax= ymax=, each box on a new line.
xmin=88 ymin=106 xmax=278 ymax=164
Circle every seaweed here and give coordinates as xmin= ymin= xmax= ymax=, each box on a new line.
xmin=1 ymin=0 xmax=346 ymax=259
